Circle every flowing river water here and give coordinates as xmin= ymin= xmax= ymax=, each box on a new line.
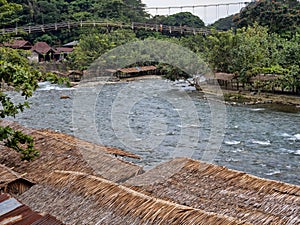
xmin=7 ymin=79 xmax=300 ymax=185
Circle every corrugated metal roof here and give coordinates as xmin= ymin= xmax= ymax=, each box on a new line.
xmin=0 ymin=197 xmax=22 ymax=217
xmin=31 ymin=214 xmax=64 ymax=225
xmin=0 ymin=193 xmax=64 ymax=225
xmin=62 ymin=40 xmax=78 ymax=47
xmin=55 ymin=47 xmax=73 ymax=53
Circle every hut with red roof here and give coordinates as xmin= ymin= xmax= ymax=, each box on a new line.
xmin=29 ymin=42 xmax=57 ymax=62
xmin=3 ymin=39 xmax=32 ymax=50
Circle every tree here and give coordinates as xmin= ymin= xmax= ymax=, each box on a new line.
xmin=210 ymin=14 xmax=236 ymax=31
xmin=71 ymin=29 xmax=137 ymax=70
xmin=0 ymin=46 xmax=70 ymax=160
xmin=0 ymin=0 xmax=22 ymax=27
xmin=0 ymin=1 xmax=70 ymax=160
xmin=230 ymin=25 xmax=276 ymax=81
xmin=162 ymin=12 xmax=205 ymax=28
xmin=205 ymin=29 xmax=234 ymax=73
xmin=0 ymin=47 xmax=40 ymax=160
xmin=233 ymin=0 xmax=300 ymax=37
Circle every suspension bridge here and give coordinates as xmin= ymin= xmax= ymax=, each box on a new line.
xmin=0 ymin=1 xmax=255 ymax=36
xmin=145 ymin=1 xmax=253 ymax=12
xmin=1 ymin=21 xmax=211 ymax=36
xmin=144 ymin=1 xmax=255 ymax=24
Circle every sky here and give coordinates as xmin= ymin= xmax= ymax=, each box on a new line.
xmin=142 ymin=0 xmax=253 ymax=25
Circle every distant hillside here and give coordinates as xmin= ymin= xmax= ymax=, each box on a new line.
xmin=148 ymin=12 xmax=205 ymax=31
xmin=210 ymin=14 xmax=236 ymax=31
xmin=233 ymin=0 xmax=300 ymax=35
xmin=5 ymin=0 xmax=149 ymax=27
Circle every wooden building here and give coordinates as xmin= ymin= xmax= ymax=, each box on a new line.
xmin=110 ymin=66 xmax=158 ymax=78
xmin=29 ymin=42 xmax=57 ymax=63
xmin=67 ymin=70 xmax=83 ymax=82
xmin=3 ymin=39 xmax=32 ymax=50
xmin=55 ymin=47 xmax=74 ymax=61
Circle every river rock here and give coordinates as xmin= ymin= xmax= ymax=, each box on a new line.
xmin=60 ymin=95 xmax=70 ymax=99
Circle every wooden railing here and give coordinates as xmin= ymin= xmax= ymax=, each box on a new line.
xmin=1 ymin=20 xmax=211 ymax=36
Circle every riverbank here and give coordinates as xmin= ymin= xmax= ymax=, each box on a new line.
xmin=73 ymin=76 xmax=300 ymax=112
xmin=219 ymin=89 xmax=300 ymax=112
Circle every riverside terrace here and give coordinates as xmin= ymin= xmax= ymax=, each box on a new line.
xmin=0 ymin=120 xmax=299 ymax=224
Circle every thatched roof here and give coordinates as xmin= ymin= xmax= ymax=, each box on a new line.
xmin=125 ymin=158 xmax=300 ymax=225
xmin=0 ymin=164 xmax=20 ymax=186
xmin=118 ymin=66 xmax=157 ymax=74
xmin=214 ymin=73 xmax=237 ymax=81
xmin=105 ymin=66 xmax=157 ymax=75
xmin=1 ymin=120 xmax=140 ymax=159
xmin=2 ymin=121 xmax=299 ymax=224
xmin=0 ymin=121 xmax=142 ymax=183
xmin=19 ymin=170 xmax=250 ymax=225
xmin=0 ymin=164 xmax=34 ymax=194
xmin=250 ymin=74 xmax=279 ymax=82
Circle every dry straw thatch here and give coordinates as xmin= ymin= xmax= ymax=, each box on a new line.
xmin=0 ymin=164 xmax=34 ymax=195
xmin=19 ymin=170 xmax=251 ymax=225
xmin=2 ymin=121 xmax=300 ymax=224
xmin=0 ymin=121 xmax=142 ymax=183
xmin=0 ymin=120 xmax=140 ymax=159
xmin=126 ymin=158 xmax=300 ymax=225
xmin=0 ymin=164 xmax=20 ymax=186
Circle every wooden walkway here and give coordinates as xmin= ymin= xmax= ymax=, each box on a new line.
xmin=1 ymin=20 xmax=211 ymax=36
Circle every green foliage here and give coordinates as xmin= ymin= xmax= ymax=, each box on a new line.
xmin=0 ymin=46 xmax=70 ymax=160
xmin=0 ymin=125 xmax=38 ymax=160
xmin=0 ymin=47 xmax=41 ymax=160
xmin=71 ymin=29 xmax=137 ymax=70
xmin=44 ymin=72 xmax=70 ymax=87
xmin=162 ymin=12 xmax=205 ymax=28
xmin=210 ymin=15 xmax=236 ymax=31
xmin=0 ymin=0 xmax=22 ymax=26
xmin=233 ymin=0 xmax=300 ymax=37
xmin=176 ymin=22 xmax=300 ymax=93
xmin=205 ymin=29 xmax=234 ymax=72
xmin=250 ymin=65 xmax=289 ymax=76
xmin=230 ymin=25 xmax=273 ymax=78
xmin=158 ymin=64 xmax=190 ymax=81
xmin=179 ymin=34 xmax=207 ymax=54
xmin=34 ymin=34 xmax=58 ymax=46
xmin=5 ymin=0 xmax=148 ymax=27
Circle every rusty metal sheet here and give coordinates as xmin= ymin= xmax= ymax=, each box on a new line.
xmin=0 ymin=205 xmax=42 ymax=225
xmin=0 ymin=194 xmax=10 ymax=204
xmin=0 ymin=197 xmax=22 ymax=217
xmin=0 ymin=194 xmax=64 ymax=225
xmin=31 ymin=214 xmax=64 ymax=225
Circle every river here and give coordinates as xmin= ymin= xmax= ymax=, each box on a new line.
xmin=7 ymin=79 xmax=300 ymax=185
